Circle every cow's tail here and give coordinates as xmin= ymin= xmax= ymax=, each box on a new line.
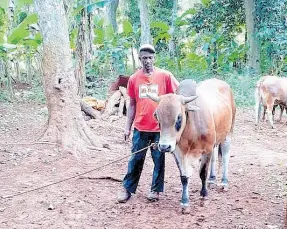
xmin=255 ymin=79 xmax=263 ymax=125
xmin=230 ymin=91 xmax=236 ymax=133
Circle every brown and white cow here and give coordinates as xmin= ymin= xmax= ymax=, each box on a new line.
xmin=255 ymin=75 xmax=287 ymax=128
xmin=148 ymin=78 xmax=236 ymax=213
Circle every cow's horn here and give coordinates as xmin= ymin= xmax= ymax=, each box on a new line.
xmin=181 ymin=95 xmax=198 ymax=104
xmin=147 ymin=93 xmax=160 ymax=103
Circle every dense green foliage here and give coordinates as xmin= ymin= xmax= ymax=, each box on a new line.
xmin=0 ymin=0 xmax=286 ymax=106
xmin=255 ymin=0 xmax=287 ymax=73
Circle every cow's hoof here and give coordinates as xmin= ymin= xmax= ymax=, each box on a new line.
xmin=220 ymin=184 xmax=229 ymax=192
xmin=200 ymin=196 xmax=209 ymax=207
xmin=181 ymin=206 xmax=191 ymax=214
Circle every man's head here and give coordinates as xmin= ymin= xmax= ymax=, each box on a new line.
xmin=139 ymin=44 xmax=156 ymax=73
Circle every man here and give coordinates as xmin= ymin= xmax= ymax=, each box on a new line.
xmin=117 ymin=44 xmax=179 ymax=203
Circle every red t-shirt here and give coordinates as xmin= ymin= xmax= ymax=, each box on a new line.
xmin=127 ymin=67 xmax=179 ymax=132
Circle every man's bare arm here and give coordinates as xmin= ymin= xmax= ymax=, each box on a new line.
xmin=124 ymin=97 xmax=136 ymax=139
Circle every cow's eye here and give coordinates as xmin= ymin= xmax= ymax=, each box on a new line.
xmin=175 ymin=114 xmax=182 ymax=131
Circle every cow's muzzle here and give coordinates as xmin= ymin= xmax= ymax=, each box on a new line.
xmin=158 ymin=144 xmax=172 ymax=153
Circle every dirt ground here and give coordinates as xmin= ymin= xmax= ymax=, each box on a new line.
xmin=0 ymin=102 xmax=286 ymax=229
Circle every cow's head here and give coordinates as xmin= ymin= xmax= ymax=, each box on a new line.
xmin=148 ymin=93 xmax=199 ymax=153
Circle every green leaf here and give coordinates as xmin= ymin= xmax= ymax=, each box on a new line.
xmin=201 ymin=0 xmax=210 ymax=7
xmin=94 ymin=28 xmax=104 ymax=44
xmin=15 ymin=0 xmax=33 ymax=8
xmin=8 ymin=26 xmax=29 ymax=44
xmin=23 ymin=13 xmax=38 ymax=24
xmin=0 ymin=32 xmax=5 ymax=44
xmin=69 ymin=28 xmax=78 ymax=49
xmin=104 ymin=24 xmax=114 ymax=41
xmin=95 ymin=18 xmax=105 ymax=27
xmin=18 ymin=12 xmax=28 ymax=24
xmin=23 ymin=39 xmax=40 ymax=49
xmin=151 ymin=21 xmax=169 ymax=32
xmin=73 ymin=5 xmax=85 ymax=16
xmin=122 ymin=19 xmax=133 ymax=35
xmin=34 ymin=32 xmax=42 ymax=41
xmin=7 ymin=13 xmax=38 ymax=44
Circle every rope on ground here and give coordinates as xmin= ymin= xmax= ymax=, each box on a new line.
xmin=1 ymin=142 xmax=157 ymax=200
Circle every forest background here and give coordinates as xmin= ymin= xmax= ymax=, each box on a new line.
xmin=0 ymin=0 xmax=286 ymax=107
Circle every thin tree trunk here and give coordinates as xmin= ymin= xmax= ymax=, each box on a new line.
xmin=244 ymin=0 xmax=260 ymax=74
xmin=26 ymin=47 xmax=32 ymax=84
xmin=169 ymin=0 xmax=177 ymax=58
xmin=15 ymin=61 xmax=20 ymax=82
xmin=34 ymin=0 xmax=102 ymax=154
xmin=212 ymin=41 xmax=218 ymax=74
xmin=4 ymin=59 xmax=14 ymax=100
xmin=0 ymin=59 xmax=5 ymax=88
xmin=107 ymin=0 xmax=119 ymax=32
xmin=74 ymin=9 xmax=87 ymax=98
xmin=86 ymin=0 xmax=94 ymax=62
xmin=138 ymin=0 xmax=152 ymax=45
xmin=131 ymin=45 xmax=136 ymax=71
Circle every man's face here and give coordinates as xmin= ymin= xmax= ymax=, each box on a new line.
xmin=139 ymin=51 xmax=155 ymax=72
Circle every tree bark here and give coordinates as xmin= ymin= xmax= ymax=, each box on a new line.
xmin=169 ymin=0 xmax=177 ymax=58
xmin=107 ymin=0 xmax=119 ymax=32
xmin=86 ymin=1 xmax=94 ymax=62
xmin=34 ymin=0 xmax=101 ymax=154
xmin=138 ymin=0 xmax=152 ymax=45
xmin=26 ymin=47 xmax=32 ymax=84
xmin=4 ymin=59 xmax=14 ymax=100
xmin=74 ymin=9 xmax=87 ymax=98
xmin=244 ymin=0 xmax=260 ymax=74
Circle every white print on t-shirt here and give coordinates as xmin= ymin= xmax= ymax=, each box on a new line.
xmin=139 ymin=84 xmax=159 ymax=98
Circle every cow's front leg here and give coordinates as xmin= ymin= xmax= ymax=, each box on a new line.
xmin=199 ymin=153 xmax=212 ymax=199
xmin=180 ymin=175 xmax=189 ymax=207
xmin=173 ymin=149 xmax=193 ymax=214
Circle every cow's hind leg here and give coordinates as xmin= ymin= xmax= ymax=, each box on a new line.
xmin=219 ymin=136 xmax=231 ymax=191
xmin=208 ymin=147 xmax=217 ymax=188
xmin=278 ymin=104 xmax=284 ymax=122
xmin=199 ymin=153 xmax=212 ymax=198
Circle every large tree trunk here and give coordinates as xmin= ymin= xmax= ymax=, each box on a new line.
xmin=107 ymin=0 xmax=119 ymax=32
xmin=244 ymin=0 xmax=260 ymax=74
xmin=34 ymin=0 xmax=101 ymax=154
xmin=138 ymin=0 xmax=152 ymax=45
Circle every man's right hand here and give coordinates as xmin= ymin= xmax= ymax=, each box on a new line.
xmin=124 ymin=129 xmax=131 ymax=141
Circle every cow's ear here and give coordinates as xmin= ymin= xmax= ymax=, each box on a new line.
xmin=187 ymin=104 xmax=200 ymax=111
